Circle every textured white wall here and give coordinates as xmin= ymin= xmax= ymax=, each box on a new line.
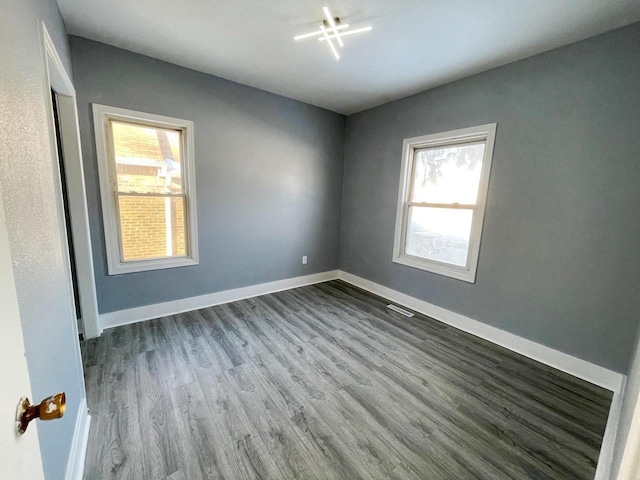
xmin=0 ymin=1 xmax=86 ymax=478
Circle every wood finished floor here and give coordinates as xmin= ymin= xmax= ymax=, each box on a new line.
xmin=81 ymin=280 xmax=612 ymax=480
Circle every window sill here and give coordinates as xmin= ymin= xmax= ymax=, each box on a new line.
xmin=392 ymin=254 xmax=476 ymax=283
xmin=107 ymin=256 xmax=199 ymax=275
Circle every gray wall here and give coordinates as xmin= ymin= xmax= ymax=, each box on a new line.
xmin=69 ymin=36 xmax=346 ymax=314
xmin=340 ymin=23 xmax=640 ymax=374
xmin=0 ymin=1 xmax=86 ymax=478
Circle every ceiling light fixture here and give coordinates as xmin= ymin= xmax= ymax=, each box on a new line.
xmin=294 ymin=5 xmax=372 ymax=60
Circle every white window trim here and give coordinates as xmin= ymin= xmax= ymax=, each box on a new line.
xmin=92 ymin=104 xmax=199 ymax=275
xmin=392 ymin=123 xmax=497 ymax=283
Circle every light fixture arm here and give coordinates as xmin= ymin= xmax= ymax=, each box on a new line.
xmin=293 ymin=5 xmax=372 ymax=60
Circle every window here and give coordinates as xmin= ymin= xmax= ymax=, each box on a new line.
xmin=393 ymin=124 xmax=496 ymax=283
xmin=93 ymin=104 xmax=198 ymax=275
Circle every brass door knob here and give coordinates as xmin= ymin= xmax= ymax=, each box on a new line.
xmin=16 ymin=392 xmax=66 ymax=434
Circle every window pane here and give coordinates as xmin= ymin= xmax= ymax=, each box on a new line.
xmin=405 ymin=206 xmax=473 ymax=267
xmin=110 ymin=121 xmax=183 ymax=195
xmin=410 ymin=141 xmax=485 ymax=204
xmin=117 ymin=195 xmax=186 ymax=261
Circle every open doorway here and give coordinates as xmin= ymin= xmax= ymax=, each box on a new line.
xmin=42 ymin=25 xmax=101 ymax=340
xmin=51 ymin=90 xmax=82 ymax=331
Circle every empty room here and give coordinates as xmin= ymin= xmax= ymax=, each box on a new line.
xmin=2 ymin=1 xmax=640 ymax=479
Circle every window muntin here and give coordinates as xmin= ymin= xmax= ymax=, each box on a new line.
xmin=93 ymin=105 xmax=198 ymax=274
xmin=393 ymin=124 xmax=496 ymax=282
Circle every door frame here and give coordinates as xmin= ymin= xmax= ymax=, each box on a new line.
xmin=41 ymin=22 xmax=101 ymax=339
xmin=617 ymin=384 xmax=640 ymax=479
xmin=618 ymin=412 xmax=640 ymax=479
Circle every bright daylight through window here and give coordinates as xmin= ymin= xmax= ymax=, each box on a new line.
xmin=93 ymin=105 xmax=198 ymax=275
xmin=393 ymin=124 xmax=496 ymax=282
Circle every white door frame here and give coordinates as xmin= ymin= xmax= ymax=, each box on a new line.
xmin=41 ymin=23 xmax=101 ymax=339
xmin=41 ymin=23 xmax=93 ymax=479
xmin=617 ymin=389 xmax=640 ymax=479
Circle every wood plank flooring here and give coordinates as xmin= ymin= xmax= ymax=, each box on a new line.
xmin=81 ymin=280 xmax=612 ymax=479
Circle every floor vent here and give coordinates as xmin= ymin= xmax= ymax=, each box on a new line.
xmin=387 ymin=304 xmax=414 ymax=317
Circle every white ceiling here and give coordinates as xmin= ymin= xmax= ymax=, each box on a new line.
xmin=57 ymin=0 xmax=640 ymax=115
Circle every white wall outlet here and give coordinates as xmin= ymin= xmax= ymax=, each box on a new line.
xmin=302 ymin=256 xmax=308 ymax=265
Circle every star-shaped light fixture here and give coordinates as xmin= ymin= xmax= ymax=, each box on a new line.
xmin=294 ymin=5 xmax=372 ymax=60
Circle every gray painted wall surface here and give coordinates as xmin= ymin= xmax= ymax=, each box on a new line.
xmin=0 ymin=1 xmax=85 ymax=479
xmin=69 ymin=36 xmax=345 ymax=314
xmin=340 ymin=24 xmax=640 ymax=373
xmin=612 ymin=324 xmax=640 ymax=478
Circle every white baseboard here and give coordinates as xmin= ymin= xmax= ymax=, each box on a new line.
xmin=99 ymin=270 xmax=340 ymax=331
xmin=100 ymin=267 xmax=623 ymax=391
xmin=337 ymin=270 xmax=624 ymax=392
xmin=65 ymin=397 xmax=91 ymax=480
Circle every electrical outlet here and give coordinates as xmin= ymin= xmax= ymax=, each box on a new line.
xmin=302 ymin=256 xmax=308 ymax=265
